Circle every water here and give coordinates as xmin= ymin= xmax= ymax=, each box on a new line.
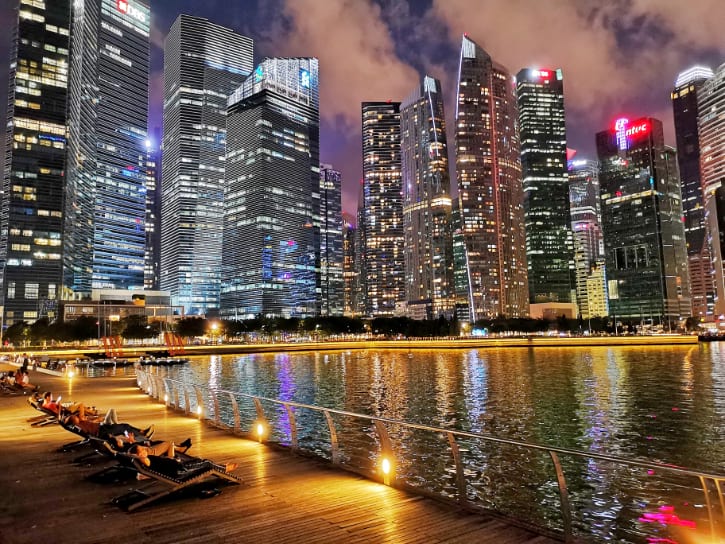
xmin=139 ymin=343 xmax=725 ymax=543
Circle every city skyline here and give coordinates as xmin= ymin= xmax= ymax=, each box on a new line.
xmin=1 ymin=1 xmax=724 ymax=217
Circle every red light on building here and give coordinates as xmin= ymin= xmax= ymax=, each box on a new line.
xmin=117 ymin=0 xmax=128 ymax=13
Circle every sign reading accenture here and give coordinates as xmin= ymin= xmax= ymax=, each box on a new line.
xmin=117 ymin=0 xmax=146 ymax=23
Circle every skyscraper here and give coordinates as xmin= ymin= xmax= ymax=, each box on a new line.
xmin=342 ymin=213 xmax=359 ymax=317
xmin=698 ymin=63 xmax=725 ymax=318
xmin=144 ymin=132 xmax=161 ymax=290
xmin=222 ymin=58 xmax=320 ymax=319
xmin=400 ymin=75 xmax=454 ymax=319
xmin=454 ymin=35 xmax=528 ymax=320
xmin=568 ymin=159 xmax=607 ymax=318
xmin=160 ymin=15 xmax=253 ymax=315
xmin=320 ymin=164 xmax=344 ymax=316
xmin=516 ymin=68 xmax=574 ymax=306
xmin=63 ymin=0 xmax=150 ymax=298
xmin=597 ymin=117 xmax=690 ymax=323
xmin=361 ymin=101 xmax=405 ymax=316
xmin=1 ymin=0 xmax=69 ymax=327
xmin=672 ymin=65 xmax=715 ymax=317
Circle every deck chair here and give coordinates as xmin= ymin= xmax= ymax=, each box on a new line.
xmin=27 ymin=395 xmax=60 ymax=427
xmin=112 ymin=452 xmax=241 ymax=511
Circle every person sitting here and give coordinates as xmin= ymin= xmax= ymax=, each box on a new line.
xmin=13 ymin=370 xmax=37 ymax=392
xmin=130 ymin=439 xmax=193 ymax=465
xmin=63 ymin=411 xmax=154 ymax=444
xmin=41 ymin=391 xmax=94 ymax=419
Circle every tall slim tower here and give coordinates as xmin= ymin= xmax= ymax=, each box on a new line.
xmin=320 ymin=164 xmax=344 ymax=316
xmin=672 ymin=66 xmax=715 ymax=317
xmin=400 ymin=75 xmax=454 ymax=318
xmin=144 ymin=131 xmax=161 ymax=290
xmin=160 ymin=15 xmax=253 ymax=315
xmin=455 ymin=35 xmax=528 ymax=320
xmin=516 ymin=68 xmax=574 ymax=306
xmin=597 ymin=117 xmax=691 ymax=323
xmin=1 ymin=0 xmax=70 ymax=327
xmin=222 ymin=58 xmax=320 ymax=319
xmin=63 ymin=0 xmax=150 ymax=298
xmin=361 ymin=101 xmax=405 ymax=316
xmin=342 ymin=213 xmax=359 ymax=317
xmin=698 ymin=63 xmax=725 ymax=317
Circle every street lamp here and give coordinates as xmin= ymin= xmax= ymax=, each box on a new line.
xmin=210 ymin=321 xmax=220 ymax=344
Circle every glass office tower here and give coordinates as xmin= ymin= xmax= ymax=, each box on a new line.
xmin=320 ymin=164 xmax=344 ymax=316
xmin=63 ymin=0 xmax=150 ymax=298
xmin=455 ymin=35 xmax=528 ymax=320
xmin=361 ymin=101 xmax=405 ymax=316
xmin=160 ymin=15 xmax=253 ymax=315
xmin=597 ymin=117 xmax=691 ymax=323
xmin=222 ymin=58 xmax=320 ymax=319
xmin=400 ymin=75 xmax=454 ymax=319
xmin=516 ymin=68 xmax=574 ymax=305
xmin=1 ymin=0 xmax=70 ymax=326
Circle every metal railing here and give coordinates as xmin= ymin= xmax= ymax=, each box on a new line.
xmin=135 ymin=368 xmax=725 ymax=543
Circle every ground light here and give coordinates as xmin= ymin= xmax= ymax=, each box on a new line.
xmin=196 ymin=405 xmax=203 ymax=417
xmin=380 ymin=455 xmax=393 ymax=486
xmin=255 ymin=421 xmax=266 ymax=442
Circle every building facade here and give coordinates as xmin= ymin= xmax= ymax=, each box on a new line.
xmin=1 ymin=0 xmax=70 ymax=327
xmin=597 ymin=117 xmax=691 ymax=323
xmin=454 ymin=35 xmax=528 ymax=320
xmin=320 ymin=164 xmax=344 ymax=316
xmin=698 ymin=63 xmax=725 ymax=317
xmin=671 ymin=66 xmax=715 ymax=317
xmin=221 ymin=58 xmax=320 ymax=319
xmin=342 ymin=214 xmax=359 ymax=317
xmin=400 ymin=76 xmax=454 ymax=319
xmin=568 ymin=159 xmax=607 ymax=318
xmin=361 ymin=101 xmax=405 ymax=316
xmin=63 ymin=0 xmax=150 ymax=299
xmin=160 ymin=15 xmax=253 ymax=315
xmin=144 ymin=131 xmax=161 ymax=290
xmin=516 ymin=68 xmax=574 ymax=305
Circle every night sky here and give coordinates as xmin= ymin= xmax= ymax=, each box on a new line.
xmin=1 ymin=0 xmax=724 ymax=215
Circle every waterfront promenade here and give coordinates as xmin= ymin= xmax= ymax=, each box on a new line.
xmin=0 ymin=365 xmax=557 ymax=544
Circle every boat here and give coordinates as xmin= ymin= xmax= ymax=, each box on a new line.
xmin=137 ymin=356 xmax=189 ymax=366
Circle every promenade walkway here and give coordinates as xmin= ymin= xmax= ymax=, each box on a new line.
xmin=0 ymin=366 xmax=558 ymax=544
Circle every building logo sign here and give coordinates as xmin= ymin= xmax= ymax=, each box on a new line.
xmin=117 ymin=0 xmax=146 ymax=23
xmin=254 ymin=65 xmax=264 ymax=83
xmin=614 ymin=117 xmax=650 ymax=150
xmin=531 ymin=69 xmax=551 ymax=79
xmin=300 ymin=68 xmax=310 ymax=89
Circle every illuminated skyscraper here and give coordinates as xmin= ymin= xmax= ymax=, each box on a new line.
xmin=63 ymin=0 xmax=150 ymax=298
xmin=342 ymin=213 xmax=360 ymax=317
xmin=160 ymin=15 xmax=253 ymax=315
xmin=144 ymin=131 xmax=161 ymax=290
xmin=568 ymin=159 xmax=607 ymax=318
xmin=454 ymin=35 xmax=528 ymax=320
xmin=597 ymin=117 xmax=690 ymax=322
xmin=672 ymin=65 xmax=715 ymax=317
xmin=699 ymin=64 xmax=725 ymax=317
xmin=1 ymin=0 xmax=69 ymax=327
xmin=400 ymin=76 xmax=454 ymax=318
xmin=516 ymin=68 xmax=574 ymax=306
xmin=361 ymin=101 xmax=404 ymax=316
xmin=222 ymin=58 xmax=320 ymax=318
xmin=320 ymin=164 xmax=344 ymax=316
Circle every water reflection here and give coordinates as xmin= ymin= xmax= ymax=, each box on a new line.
xmin=150 ymin=344 xmax=724 ymax=543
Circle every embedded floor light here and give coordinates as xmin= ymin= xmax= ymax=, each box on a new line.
xmin=196 ymin=405 xmax=203 ymax=417
xmin=380 ymin=455 xmax=394 ymax=486
xmin=255 ymin=421 xmax=265 ymax=442
xmin=164 ymin=393 xmax=168 ymax=402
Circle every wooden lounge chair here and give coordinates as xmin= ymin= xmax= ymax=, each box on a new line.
xmin=112 ymin=453 xmax=241 ymax=511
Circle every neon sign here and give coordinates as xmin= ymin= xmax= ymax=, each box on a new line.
xmin=117 ymin=0 xmax=146 ymax=23
xmin=531 ymin=69 xmax=551 ymax=79
xmin=614 ymin=117 xmax=650 ymax=150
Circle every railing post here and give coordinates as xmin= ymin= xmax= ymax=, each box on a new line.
xmin=549 ymin=450 xmax=573 ymax=542
xmin=446 ymin=432 xmax=468 ymax=505
xmin=184 ymin=386 xmax=191 ymax=415
xmin=193 ymin=385 xmax=204 ymax=419
xmin=162 ymin=378 xmax=172 ymax=406
xmin=173 ymin=384 xmax=180 ymax=411
xmin=211 ymin=389 xmax=220 ymax=426
xmin=283 ymin=403 xmax=298 ymax=452
xmin=323 ymin=410 xmax=339 ymax=465
xmin=699 ymin=475 xmax=716 ymax=540
xmin=374 ymin=419 xmax=395 ymax=484
xmin=228 ymin=393 xmax=241 ymax=433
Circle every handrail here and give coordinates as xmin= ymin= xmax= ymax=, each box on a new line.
xmin=136 ymin=369 xmax=725 ymax=542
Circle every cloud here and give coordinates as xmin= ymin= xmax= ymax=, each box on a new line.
xmin=273 ymin=0 xmax=419 ymax=131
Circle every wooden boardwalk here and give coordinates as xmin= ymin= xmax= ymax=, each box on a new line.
xmin=0 ymin=366 xmax=559 ymax=544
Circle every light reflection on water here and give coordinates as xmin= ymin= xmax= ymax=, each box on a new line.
xmin=136 ymin=343 xmax=724 ymax=542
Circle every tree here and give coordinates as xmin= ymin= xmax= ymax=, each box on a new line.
xmin=3 ymin=321 xmax=29 ymax=346
xmin=175 ymin=317 xmax=207 ymax=339
xmin=121 ymin=314 xmax=160 ymax=340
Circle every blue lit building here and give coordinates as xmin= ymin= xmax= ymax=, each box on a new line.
xmin=63 ymin=0 xmax=150 ymax=298
xmin=160 ymin=15 xmax=253 ymax=315
xmin=221 ymin=58 xmax=320 ymax=319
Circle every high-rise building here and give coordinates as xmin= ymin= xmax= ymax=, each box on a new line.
xmin=63 ymin=0 xmax=150 ymax=298
xmin=361 ymin=101 xmax=405 ymax=316
xmin=672 ymin=65 xmax=715 ymax=317
xmin=222 ymin=58 xmax=320 ymax=319
xmin=516 ymin=68 xmax=574 ymax=306
xmin=160 ymin=15 xmax=253 ymax=315
xmin=400 ymin=75 xmax=454 ymax=319
xmin=342 ymin=213 xmax=359 ymax=317
xmin=1 ymin=0 xmax=70 ymax=327
xmin=568 ymin=159 xmax=607 ymax=318
xmin=454 ymin=35 xmax=528 ymax=320
xmin=597 ymin=117 xmax=691 ymax=323
xmin=320 ymin=164 xmax=344 ymax=316
xmin=698 ymin=63 xmax=725 ymax=317
xmin=144 ymin=131 xmax=161 ymax=290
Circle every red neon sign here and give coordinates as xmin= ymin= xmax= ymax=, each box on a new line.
xmin=117 ymin=0 xmax=128 ymax=13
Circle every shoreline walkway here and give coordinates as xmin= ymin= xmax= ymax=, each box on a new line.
xmin=0 ymin=366 xmax=557 ymax=544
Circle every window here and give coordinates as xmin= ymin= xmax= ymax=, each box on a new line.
xmin=25 ymin=283 xmax=39 ymax=299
